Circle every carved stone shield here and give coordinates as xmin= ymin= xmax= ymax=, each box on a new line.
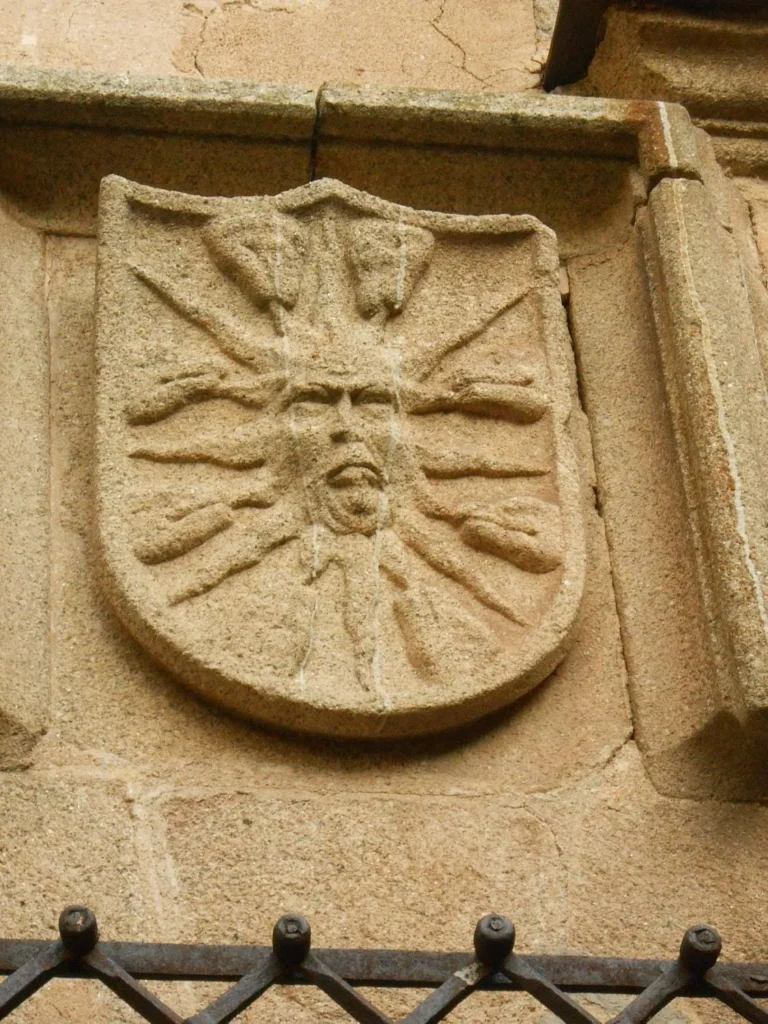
xmin=96 ymin=176 xmax=585 ymax=737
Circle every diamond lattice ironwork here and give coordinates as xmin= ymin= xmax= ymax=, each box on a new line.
xmin=0 ymin=907 xmax=766 ymax=1024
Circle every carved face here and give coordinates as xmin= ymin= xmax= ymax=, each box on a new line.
xmin=284 ymin=362 xmax=399 ymax=535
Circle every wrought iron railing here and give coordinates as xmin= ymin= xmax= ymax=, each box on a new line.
xmin=0 ymin=907 xmax=766 ymax=1024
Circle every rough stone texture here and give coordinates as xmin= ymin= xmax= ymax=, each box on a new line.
xmin=567 ymin=234 xmax=723 ymax=797
xmin=0 ymin=0 xmax=189 ymax=77
xmin=538 ymin=744 xmax=768 ymax=961
xmin=0 ymin=201 xmax=48 ymax=767
xmin=738 ymin=177 xmax=768 ymax=287
xmin=318 ymin=84 xmax=645 ymax=155
xmin=0 ymin=773 xmax=145 ymax=1022
xmin=0 ymin=775 xmax=146 ymax=939
xmin=187 ymin=0 xmax=539 ymax=93
xmin=0 ymin=123 xmax=313 ymax=235
xmin=315 ymin=142 xmax=641 ymax=260
xmin=567 ymin=133 xmax=768 ymax=798
xmin=0 ymin=0 xmax=545 ymax=93
xmin=644 ymin=177 xmax=768 ymax=732
xmin=582 ymin=7 xmax=768 ymax=125
xmin=9 ymin=982 xmax=141 ymax=1024
xmin=158 ymin=792 xmax=566 ymax=946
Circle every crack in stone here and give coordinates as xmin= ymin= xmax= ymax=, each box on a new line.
xmin=746 ymin=197 xmax=768 ymax=293
xmin=65 ymin=0 xmax=89 ymax=44
xmin=428 ymin=0 xmax=486 ymax=86
xmin=182 ymin=1 xmax=215 ymax=78
xmin=522 ymin=800 xmax=568 ymax=913
xmin=193 ymin=10 xmax=211 ymax=77
xmin=427 ymin=0 xmax=536 ymax=88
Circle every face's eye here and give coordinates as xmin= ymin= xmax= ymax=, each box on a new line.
xmin=289 ymin=385 xmax=334 ymax=406
xmin=354 ymin=388 xmax=396 ymax=407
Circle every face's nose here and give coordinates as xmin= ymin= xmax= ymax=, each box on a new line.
xmin=329 ymin=392 xmax=361 ymax=442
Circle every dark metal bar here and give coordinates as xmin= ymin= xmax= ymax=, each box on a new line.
xmin=706 ymin=972 xmax=768 ymax=1024
xmin=501 ymin=955 xmax=601 ymax=1024
xmin=608 ymin=963 xmax=690 ymax=1024
xmin=1 ymin=909 xmax=768 ymax=1024
xmin=84 ymin=948 xmax=184 ymax=1024
xmin=0 ymin=942 xmax=68 ymax=1019
xmin=300 ymin=952 xmax=393 ymax=1024
xmin=0 ymin=942 xmax=767 ymax=996
xmin=398 ymin=961 xmax=490 ymax=1024
xmin=186 ymin=955 xmax=282 ymax=1024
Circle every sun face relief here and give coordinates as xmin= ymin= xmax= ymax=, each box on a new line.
xmin=284 ymin=366 xmax=398 ymax=536
xmin=96 ymin=177 xmax=586 ymax=737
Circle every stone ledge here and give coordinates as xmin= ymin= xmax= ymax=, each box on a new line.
xmin=0 ymin=66 xmax=317 ymax=140
xmin=317 ymin=84 xmax=702 ymax=187
xmin=0 ymin=66 xmax=707 ymax=190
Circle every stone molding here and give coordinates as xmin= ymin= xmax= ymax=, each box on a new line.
xmin=0 ymin=65 xmax=317 ymax=139
xmin=643 ymin=173 xmax=768 ymax=733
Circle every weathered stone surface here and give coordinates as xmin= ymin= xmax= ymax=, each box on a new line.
xmin=539 ymin=744 xmax=768 ymax=961
xmin=315 ymin=142 xmax=641 ymax=261
xmin=0 ymin=776 xmax=146 ymax=938
xmin=569 ymin=149 xmax=768 ymax=795
xmin=0 ymin=0 xmax=188 ymax=78
xmin=567 ymin=234 xmax=722 ymax=797
xmin=0 ymin=73 xmax=688 ymax=241
xmin=643 ymin=177 xmax=768 ymax=741
xmin=0 ymin=65 xmax=317 ymax=138
xmin=0 ymin=55 xmax=766 ymax=1024
xmin=582 ymin=8 xmax=768 ymax=126
xmin=9 ymin=982 xmax=140 ymax=1024
xmin=154 ymin=791 xmax=567 ymax=947
xmin=0 ymin=0 xmax=542 ymax=93
xmin=0 ymin=775 xmax=146 ymax=1022
xmin=318 ymin=83 xmax=644 ymax=151
xmin=572 ymin=7 xmax=768 ymax=176
xmin=0 ymin=127 xmax=313 ymax=236
xmin=635 ymin=101 xmax=702 ymax=187
xmin=0 ymin=201 xmax=48 ymax=766
xmin=183 ymin=0 xmax=539 ymax=94
xmin=738 ymin=177 xmax=768 ymax=287
xmin=95 ymin=176 xmax=586 ymax=738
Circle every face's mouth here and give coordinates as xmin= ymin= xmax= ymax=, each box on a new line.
xmin=326 ymin=460 xmax=383 ymax=489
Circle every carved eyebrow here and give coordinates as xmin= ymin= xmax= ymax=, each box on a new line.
xmin=283 ymin=382 xmax=336 ymax=404
xmin=353 ymin=385 xmax=397 ymax=404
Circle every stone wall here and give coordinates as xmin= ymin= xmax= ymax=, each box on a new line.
xmin=0 ymin=4 xmax=767 ymax=1023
